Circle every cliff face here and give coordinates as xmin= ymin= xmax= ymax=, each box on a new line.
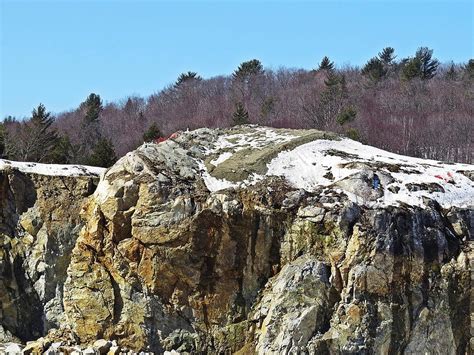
xmin=0 ymin=126 xmax=473 ymax=354
xmin=0 ymin=165 xmax=101 ymax=343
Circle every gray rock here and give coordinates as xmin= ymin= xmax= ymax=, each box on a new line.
xmin=93 ymin=339 xmax=111 ymax=354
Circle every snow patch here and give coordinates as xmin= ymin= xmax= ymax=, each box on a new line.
xmin=196 ymin=127 xmax=474 ymax=208
xmin=210 ymin=152 xmax=233 ymax=166
xmin=0 ymin=159 xmax=105 ymax=177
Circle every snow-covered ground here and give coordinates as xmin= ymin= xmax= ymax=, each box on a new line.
xmin=198 ymin=127 xmax=474 ymax=209
xmin=3 ymin=126 xmax=471 ymax=209
xmin=0 ymin=159 xmax=105 ymax=177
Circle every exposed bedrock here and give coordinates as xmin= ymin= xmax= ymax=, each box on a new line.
xmin=0 ymin=168 xmax=99 ymax=343
xmin=0 ymin=126 xmax=472 ymax=354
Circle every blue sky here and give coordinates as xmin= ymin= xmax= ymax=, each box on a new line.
xmin=0 ymin=0 xmax=472 ymax=118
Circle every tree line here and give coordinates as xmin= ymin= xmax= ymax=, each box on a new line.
xmin=2 ymin=46 xmax=473 ymax=167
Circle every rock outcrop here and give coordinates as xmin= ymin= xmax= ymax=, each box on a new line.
xmin=0 ymin=126 xmax=473 ymax=354
xmin=0 ymin=164 xmax=102 ymax=344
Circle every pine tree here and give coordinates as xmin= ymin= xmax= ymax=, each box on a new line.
xmin=260 ymin=97 xmax=275 ymax=123
xmin=378 ymin=47 xmax=396 ymax=65
xmin=362 ymin=57 xmax=387 ymax=82
xmin=0 ymin=123 xmax=5 ymax=158
xmin=143 ymin=123 xmax=162 ymax=142
xmin=309 ymin=72 xmax=348 ymax=128
xmin=464 ymin=59 xmax=474 ymax=81
xmin=401 ymin=57 xmax=422 ymax=80
xmin=345 ymin=128 xmax=360 ymax=141
xmin=78 ymin=93 xmax=104 ymax=162
xmin=20 ymin=103 xmax=59 ymax=162
xmin=87 ymin=138 xmax=117 ymax=167
xmin=232 ymin=59 xmax=264 ymax=81
xmin=445 ymin=63 xmax=457 ymax=81
xmin=318 ymin=56 xmax=334 ymax=71
xmin=416 ymin=47 xmax=439 ymax=79
xmin=336 ymin=107 xmax=357 ymax=126
xmin=175 ymin=71 xmax=202 ymax=86
xmin=232 ymin=103 xmax=250 ymax=125
xmin=82 ymin=93 xmax=103 ymax=124
xmin=50 ymin=135 xmax=73 ymax=164
xmin=401 ymin=47 xmax=439 ymax=81
xmin=3 ymin=116 xmax=16 ymax=124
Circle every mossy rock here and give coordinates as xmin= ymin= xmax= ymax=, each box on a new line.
xmin=206 ymin=130 xmax=339 ymax=182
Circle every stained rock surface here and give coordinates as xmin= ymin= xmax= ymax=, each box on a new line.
xmin=0 ymin=126 xmax=473 ymax=354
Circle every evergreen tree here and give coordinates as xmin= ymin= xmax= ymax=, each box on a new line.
xmin=143 ymin=123 xmax=162 ymax=142
xmin=308 ymin=72 xmax=348 ymax=128
xmin=445 ymin=63 xmax=457 ymax=81
xmin=416 ymin=47 xmax=439 ymax=79
xmin=175 ymin=71 xmax=202 ymax=86
xmin=0 ymin=123 xmax=5 ymax=157
xmin=464 ymin=59 xmax=474 ymax=81
xmin=401 ymin=57 xmax=422 ymax=80
xmin=3 ymin=115 xmax=16 ymax=124
xmin=232 ymin=103 xmax=250 ymax=125
xmin=78 ymin=93 xmax=103 ymax=162
xmin=378 ymin=47 xmax=396 ymax=65
xmin=20 ymin=103 xmax=59 ymax=162
xmin=50 ymin=135 xmax=73 ymax=164
xmin=260 ymin=97 xmax=275 ymax=123
xmin=362 ymin=57 xmax=387 ymax=82
xmin=401 ymin=47 xmax=439 ymax=80
xmin=336 ymin=107 xmax=357 ymax=126
xmin=232 ymin=59 xmax=264 ymax=81
xmin=345 ymin=128 xmax=360 ymax=141
xmin=82 ymin=93 xmax=103 ymax=124
xmin=318 ymin=56 xmax=334 ymax=71
xmin=87 ymin=138 xmax=117 ymax=167
xmin=123 ymin=97 xmax=135 ymax=115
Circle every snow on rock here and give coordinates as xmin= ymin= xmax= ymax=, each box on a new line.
xmin=0 ymin=159 xmax=105 ymax=177
xmin=196 ymin=126 xmax=474 ymax=209
xmin=267 ymin=138 xmax=473 ymax=208
xmin=205 ymin=126 xmax=297 ymax=159
xmin=210 ymin=152 xmax=233 ymax=166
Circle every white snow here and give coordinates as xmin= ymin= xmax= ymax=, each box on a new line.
xmin=210 ymin=152 xmax=233 ymax=166
xmin=267 ymin=138 xmax=473 ymax=208
xmin=0 ymin=159 xmax=105 ymax=177
xmin=207 ymin=127 xmax=296 ymax=155
xmin=197 ymin=127 xmax=474 ymax=209
xmin=197 ymin=161 xmax=237 ymax=191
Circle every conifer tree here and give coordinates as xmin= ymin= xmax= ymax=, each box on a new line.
xmin=78 ymin=93 xmax=104 ymax=162
xmin=318 ymin=56 xmax=334 ymax=71
xmin=143 ymin=123 xmax=162 ymax=142
xmin=232 ymin=103 xmax=250 ymax=125
xmin=445 ymin=63 xmax=457 ymax=81
xmin=232 ymin=59 xmax=264 ymax=81
xmin=401 ymin=57 xmax=422 ymax=80
xmin=416 ymin=47 xmax=439 ymax=79
xmin=87 ymin=138 xmax=117 ymax=167
xmin=19 ymin=104 xmax=59 ymax=162
xmin=362 ymin=57 xmax=387 ymax=82
xmin=260 ymin=97 xmax=275 ymax=123
xmin=378 ymin=47 xmax=396 ymax=65
xmin=82 ymin=93 xmax=103 ymax=124
xmin=0 ymin=123 xmax=5 ymax=158
xmin=464 ymin=59 xmax=474 ymax=81
xmin=401 ymin=47 xmax=439 ymax=80
xmin=336 ymin=107 xmax=357 ymax=126
xmin=50 ymin=135 xmax=73 ymax=164
xmin=175 ymin=72 xmax=202 ymax=86
xmin=310 ymin=72 xmax=348 ymax=128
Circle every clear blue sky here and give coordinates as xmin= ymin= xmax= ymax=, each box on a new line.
xmin=1 ymin=0 xmax=472 ymax=118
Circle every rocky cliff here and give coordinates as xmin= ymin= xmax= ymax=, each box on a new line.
xmin=0 ymin=126 xmax=473 ymax=354
xmin=0 ymin=162 xmax=103 ymax=346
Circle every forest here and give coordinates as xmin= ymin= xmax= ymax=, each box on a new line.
xmin=2 ymin=46 xmax=473 ymax=167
